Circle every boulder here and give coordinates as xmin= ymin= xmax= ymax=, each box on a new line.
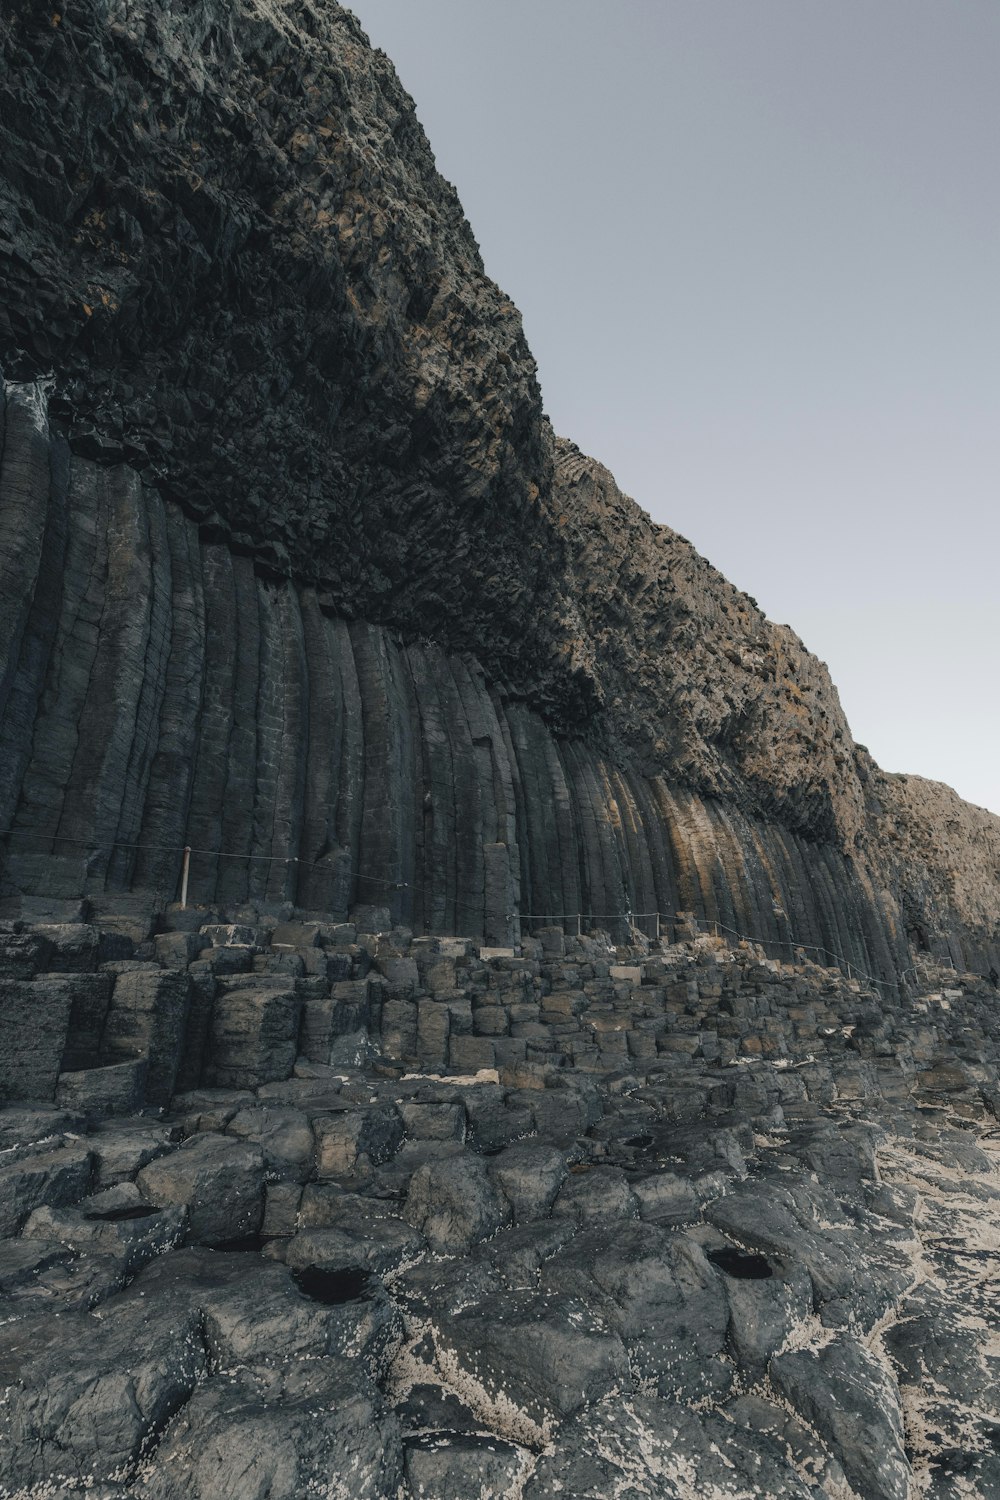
xmin=404 ymin=1155 xmax=512 ymax=1253
xmin=489 ymin=1141 xmax=568 ymax=1221
xmin=136 ymin=1134 xmax=264 ymax=1244
xmin=0 ymin=1141 xmax=93 ymax=1236
xmin=139 ymin=1358 xmax=404 ymax=1500
xmin=207 ymin=986 xmax=300 ymax=1088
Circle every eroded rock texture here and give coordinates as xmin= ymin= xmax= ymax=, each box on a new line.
xmin=0 ymin=2 xmax=996 ymax=986
xmin=2 ymin=911 xmax=1000 ymax=1498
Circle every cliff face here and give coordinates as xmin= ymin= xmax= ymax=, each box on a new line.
xmin=0 ymin=0 xmax=997 ymax=981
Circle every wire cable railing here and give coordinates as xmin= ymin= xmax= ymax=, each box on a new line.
xmin=0 ymin=827 xmax=958 ymax=994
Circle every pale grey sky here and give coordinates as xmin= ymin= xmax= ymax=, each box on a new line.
xmin=351 ymin=0 xmax=1000 ymax=814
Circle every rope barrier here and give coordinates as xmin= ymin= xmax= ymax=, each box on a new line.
xmin=1 ymin=828 xmax=949 ymax=992
xmin=516 ymin=908 xmax=907 ymax=996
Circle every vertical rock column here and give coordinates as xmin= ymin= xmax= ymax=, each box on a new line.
xmin=131 ymin=508 xmax=207 ymax=899
xmin=0 ymin=381 xmax=69 ymax=843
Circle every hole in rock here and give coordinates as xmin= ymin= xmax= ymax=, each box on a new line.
xmin=84 ymin=1205 xmax=163 ymax=1223
xmin=293 ymin=1264 xmax=372 ymax=1305
xmin=624 ymin=1133 xmax=654 ymax=1149
xmin=212 ymin=1232 xmax=271 ymax=1253
xmin=707 ymin=1246 xmax=773 ymax=1280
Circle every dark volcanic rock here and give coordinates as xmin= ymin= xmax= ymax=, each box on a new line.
xmin=0 ymin=1293 xmax=206 ymax=1491
xmin=137 ymin=1359 xmax=404 ymax=1500
xmin=403 ymin=1153 xmax=511 ymax=1254
xmin=0 ymin=2 xmax=995 ymax=980
xmin=0 ymin=2 xmax=999 ymax=1495
xmin=0 ymin=975 xmax=73 ymax=1101
xmin=136 ymin=1132 xmax=264 ymax=1244
xmin=770 ymin=1334 xmax=911 ymax=1500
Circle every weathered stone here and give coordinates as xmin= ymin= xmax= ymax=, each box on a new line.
xmin=208 ymin=986 xmax=300 ymax=1088
xmin=404 ymin=1154 xmax=511 ymax=1253
xmin=313 ymin=1105 xmax=404 ymax=1177
xmin=284 ymin=1218 xmax=424 ymax=1277
xmin=24 ymin=1184 xmax=186 ymax=1272
xmin=551 ymin=1166 xmax=639 ymax=1224
xmin=770 ymin=1334 xmax=911 ymax=1500
xmin=56 ymin=1059 xmax=148 ymax=1118
xmin=89 ymin=1120 xmax=177 ymax=1189
xmin=490 ymin=1142 xmax=568 ymax=1221
xmin=139 ymin=1359 xmax=404 ymax=1500
xmin=100 ymin=968 xmax=192 ymax=1105
xmin=398 ymin=1099 xmax=466 ymax=1141
xmin=0 ymin=976 xmax=73 ymax=1101
xmin=0 ymin=1290 xmax=205 ymax=1492
xmin=434 ymin=1290 xmax=628 ymax=1442
xmin=137 ymin=1134 xmax=265 ymax=1244
xmin=0 ymin=1141 xmax=93 ymax=1236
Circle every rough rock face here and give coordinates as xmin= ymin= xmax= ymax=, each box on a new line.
xmin=2 ymin=909 xmax=1000 ymax=1497
xmin=0 ymin=2 xmax=996 ymax=987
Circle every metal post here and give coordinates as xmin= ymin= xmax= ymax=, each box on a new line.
xmin=180 ymin=846 xmax=191 ymax=909
xmin=655 ymin=912 xmax=660 ymax=943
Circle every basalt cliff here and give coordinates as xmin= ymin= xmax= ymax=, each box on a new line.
xmin=1 ymin=0 xmax=997 ymax=982
xmin=2 ymin=4 xmax=1000 ymax=1499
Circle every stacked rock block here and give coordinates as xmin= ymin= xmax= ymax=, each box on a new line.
xmin=4 ymin=901 xmax=998 ymax=1129
xmin=2 ymin=897 xmax=1000 ymax=1494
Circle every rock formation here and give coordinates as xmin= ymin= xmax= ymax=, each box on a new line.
xmin=1 ymin=2 xmax=1000 ymax=1497
xmin=3 ymin=911 xmax=1000 ymax=1497
xmin=0 ymin=0 xmax=997 ymax=984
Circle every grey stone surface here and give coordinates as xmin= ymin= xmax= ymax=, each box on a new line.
xmin=313 ymin=1104 xmax=404 ymax=1177
xmin=0 ymin=1140 xmax=93 ymax=1236
xmin=136 ymin=1133 xmax=264 ymax=1244
xmin=56 ymin=1058 xmax=148 ymax=1117
xmin=0 ymin=1292 xmax=206 ymax=1491
xmin=208 ymin=986 xmax=300 ymax=1088
xmin=404 ymin=1155 xmax=511 ymax=1254
xmin=0 ymin=975 xmax=73 ymax=1101
xmin=138 ymin=1359 xmax=404 ymax=1500
xmin=770 ymin=1334 xmax=912 ymax=1500
xmin=489 ymin=1141 xmax=568 ymax=1221
xmin=101 ymin=968 xmax=191 ymax=1105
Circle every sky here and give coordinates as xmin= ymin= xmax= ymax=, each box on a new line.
xmin=351 ymin=0 xmax=999 ymax=815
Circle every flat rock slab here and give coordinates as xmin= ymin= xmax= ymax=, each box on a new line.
xmin=139 ymin=1359 xmax=404 ymax=1500
xmin=136 ymin=1133 xmax=264 ymax=1244
xmin=0 ymin=1292 xmax=206 ymax=1492
xmin=770 ymin=1333 xmax=912 ymax=1500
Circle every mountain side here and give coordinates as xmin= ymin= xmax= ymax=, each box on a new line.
xmin=0 ymin=0 xmax=997 ymax=982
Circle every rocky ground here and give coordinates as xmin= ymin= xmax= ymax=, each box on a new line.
xmin=3 ymin=2 xmax=999 ymax=979
xmin=2 ymin=904 xmax=1000 ymax=1498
